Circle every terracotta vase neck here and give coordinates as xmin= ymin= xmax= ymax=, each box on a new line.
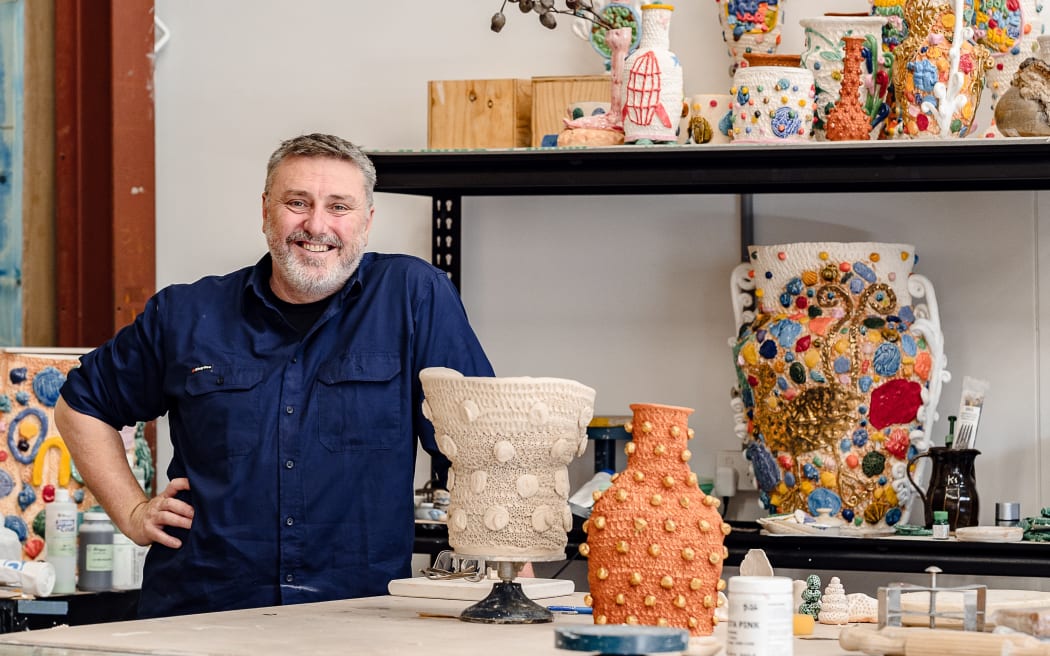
xmin=743 ymin=53 xmax=801 ymax=67
xmin=627 ymin=403 xmax=695 ymax=475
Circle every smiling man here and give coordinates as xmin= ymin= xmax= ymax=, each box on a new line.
xmin=55 ymin=133 xmax=493 ymax=618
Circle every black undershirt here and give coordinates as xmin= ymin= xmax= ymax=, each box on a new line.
xmin=263 ymin=284 xmax=333 ymax=337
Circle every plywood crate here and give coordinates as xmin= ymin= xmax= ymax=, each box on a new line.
xmin=531 ymin=74 xmax=612 ymax=147
xmin=428 ymin=79 xmax=531 ymax=149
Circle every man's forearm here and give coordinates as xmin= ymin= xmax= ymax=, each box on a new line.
xmin=54 ymin=397 xmax=148 ymax=538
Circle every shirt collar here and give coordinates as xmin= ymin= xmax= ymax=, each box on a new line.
xmin=246 ymin=253 xmax=367 ymax=304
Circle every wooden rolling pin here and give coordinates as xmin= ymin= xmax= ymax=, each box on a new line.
xmin=839 ymin=625 xmax=1050 ymax=656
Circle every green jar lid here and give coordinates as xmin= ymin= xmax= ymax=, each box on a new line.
xmin=933 ymin=510 xmax=949 ymax=521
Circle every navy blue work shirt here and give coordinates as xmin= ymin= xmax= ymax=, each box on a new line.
xmin=60 ymin=252 xmax=493 ymax=618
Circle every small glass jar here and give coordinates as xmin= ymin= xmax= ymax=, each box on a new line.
xmin=932 ymin=510 xmax=950 ymax=540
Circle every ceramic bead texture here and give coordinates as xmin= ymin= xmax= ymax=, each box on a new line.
xmin=419 ymin=367 xmax=596 ymax=561
xmin=731 ymin=243 xmax=946 ymax=528
xmin=890 ymin=0 xmax=993 ymax=138
xmin=583 ymin=403 xmax=729 ymax=636
xmin=715 ymin=0 xmax=787 ymax=75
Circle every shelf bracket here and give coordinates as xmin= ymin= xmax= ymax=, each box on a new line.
xmin=431 ymin=195 xmax=462 ymax=290
xmin=739 ymin=193 xmax=754 ymax=263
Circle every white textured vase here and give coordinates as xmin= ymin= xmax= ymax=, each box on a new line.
xmin=623 ymin=3 xmax=683 ymax=143
xmin=730 ymin=63 xmax=816 ymax=142
xmin=419 ymin=367 xmax=596 ymax=561
xmin=728 ymin=243 xmax=949 ymax=529
xmin=799 ymin=15 xmax=889 ymax=140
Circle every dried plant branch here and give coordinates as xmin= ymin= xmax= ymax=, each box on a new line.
xmin=491 ymin=0 xmax=618 ymax=33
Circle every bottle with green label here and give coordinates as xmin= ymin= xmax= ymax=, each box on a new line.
xmin=932 ymin=510 xmax=950 ymax=539
xmin=77 ymin=510 xmax=114 ymax=591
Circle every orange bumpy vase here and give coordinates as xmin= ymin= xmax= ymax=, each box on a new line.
xmin=581 ymin=403 xmax=730 ymax=635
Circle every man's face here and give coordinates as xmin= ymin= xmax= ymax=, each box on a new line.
xmin=262 ymin=155 xmax=374 ymax=303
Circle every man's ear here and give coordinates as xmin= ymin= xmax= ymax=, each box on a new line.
xmin=363 ymin=206 xmax=375 ymax=245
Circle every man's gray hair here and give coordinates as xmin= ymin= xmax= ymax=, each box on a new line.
xmin=264 ymin=133 xmax=377 ymax=207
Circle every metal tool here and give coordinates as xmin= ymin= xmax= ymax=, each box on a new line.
xmin=878 ymin=566 xmax=986 ymax=631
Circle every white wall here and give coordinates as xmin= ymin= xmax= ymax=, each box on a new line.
xmin=153 ymin=0 xmax=1045 ymax=539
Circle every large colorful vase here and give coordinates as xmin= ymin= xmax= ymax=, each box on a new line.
xmin=729 ymin=243 xmax=949 ymax=528
xmin=890 ymin=0 xmax=993 ymax=138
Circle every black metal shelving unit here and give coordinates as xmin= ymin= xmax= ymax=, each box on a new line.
xmin=379 ymin=140 xmax=1050 ymax=577
xmin=370 ymin=138 xmax=1050 ymax=197
xmin=415 ymin=520 xmax=1050 ymax=578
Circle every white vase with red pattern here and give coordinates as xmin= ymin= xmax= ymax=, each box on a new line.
xmin=622 ymin=3 xmax=683 ymax=143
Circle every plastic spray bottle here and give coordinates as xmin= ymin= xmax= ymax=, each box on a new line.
xmin=45 ymin=488 xmax=78 ymax=594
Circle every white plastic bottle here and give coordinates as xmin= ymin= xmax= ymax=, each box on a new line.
xmin=727 ymin=575 xmax=794 ymax=656
xmin=44 ymin=489 xmax=78 ymax=594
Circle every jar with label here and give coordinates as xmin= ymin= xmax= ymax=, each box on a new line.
xmin=111 ymin=529 xmax=148 ymax=590
xmin=727 ymin=575 xmax=794 ymax=656
xmin=77 ymin=510 xmax=114 ymax=591
xmin=932 ymin=510 xmax=950 ymax=540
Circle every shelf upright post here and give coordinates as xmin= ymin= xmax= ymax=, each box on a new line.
xmin=431 ymin=195 xmax=462 ymax=290
xmin=739 ymin=193 xmax=754 ymax=263
xmin=430 ymin=193 xmax=462 ymax=485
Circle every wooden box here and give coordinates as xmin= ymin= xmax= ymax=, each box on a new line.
xmin=428 ymin=79 xmax=531 ymax=149
xmin=530 ymin=74 xmax=612 ymax=147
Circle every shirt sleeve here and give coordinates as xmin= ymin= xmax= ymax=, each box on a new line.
xmin=410 ymin=270 xmax=494 ymax=467
xmin=60 ymin=292 xmax=169 ymax=429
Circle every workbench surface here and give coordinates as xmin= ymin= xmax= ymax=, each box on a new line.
xmin=0 ymin=593 xmax=851 ymax=655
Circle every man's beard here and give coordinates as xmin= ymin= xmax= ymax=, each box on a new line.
xmin=265 ymin=222 xmax=366 ymax=300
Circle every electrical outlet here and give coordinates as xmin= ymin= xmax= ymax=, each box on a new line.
xmin=716 ymin=449 xmax=751 ymax=488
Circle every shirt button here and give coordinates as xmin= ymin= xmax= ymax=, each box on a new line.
xmin=285 ymin=405 xmax=294 ymax=415
xmin=286 ymin=517 xmax=294 ymax=526
xmin=285 ymin=574 xmax=294 ymax=583
xmin=285 ymin=460 xmax=294 ymax=469
xmin=291 ymin=357 xmax=298 ymax=364
xmin=216 ymin=376 xmax=224 ymax=385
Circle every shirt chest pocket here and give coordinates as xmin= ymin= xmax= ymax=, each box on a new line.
xmin=317 ymin=353 xmax=402 ymax=452
xmin=183 ymin=365 xmax=265 ymax=458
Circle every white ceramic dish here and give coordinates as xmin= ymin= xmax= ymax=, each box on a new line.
xmin=954 ymin=526 xmax=1024 ymax=543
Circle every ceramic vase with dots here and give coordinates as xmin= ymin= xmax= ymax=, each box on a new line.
xmin=582 ymin=403 xmax=730 ymax=636
xmin=729 ymin=55 xmax=816 ymax=143
xmin=419 ymin=367 xmax=595 ymax=563
xmin=729 ymin=243 xmax=949 ymax=530
xmin=799 ymin=15 xmax=889 ymax=140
